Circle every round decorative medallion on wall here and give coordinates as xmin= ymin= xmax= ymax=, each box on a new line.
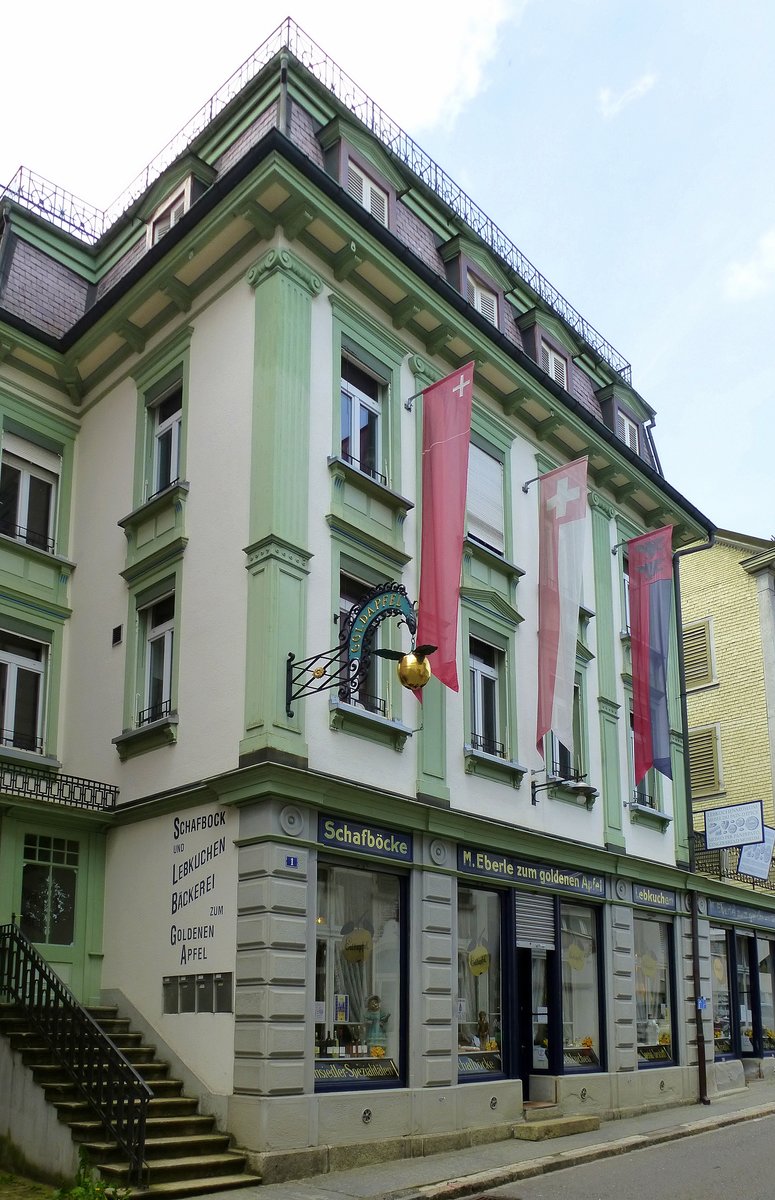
xmin=683 ymin=893 xmax=692 ymax=913
xmin=429 ymin=839 xmax=448 ymax=866
xmin=279 ymin=804 xmax=304 ymax=837
xmin=614 ymin=879 xmax=628 ymax=900
xmin=697 ymin=897 xmax=707 ymax=915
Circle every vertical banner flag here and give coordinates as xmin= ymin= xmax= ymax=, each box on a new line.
xmin=415 ymin=363 xmax=475 ymax=691
xmin=629 ymin=525 xmax=674 ymax=783
xmin=536 ymin=458 xmax=588 ymax=756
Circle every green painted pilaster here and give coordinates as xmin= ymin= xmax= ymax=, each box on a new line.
xmin=410 ymin=355 xmax=449 ymax=805
xmin=590 ymin=492 xmax=625 ymax=849
xmin=240 ymin=248 xmax=322 ymax=764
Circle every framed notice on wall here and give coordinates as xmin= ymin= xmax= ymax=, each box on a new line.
xmin=704 ymin=801 xmax=764 ymax=851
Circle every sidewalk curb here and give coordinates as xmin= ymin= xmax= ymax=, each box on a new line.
xmin=396 ymin=1102 xmax=775 ymax=1200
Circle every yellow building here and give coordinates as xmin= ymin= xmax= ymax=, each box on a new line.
xmin=681 ymin=530 xmax=775 ymax=875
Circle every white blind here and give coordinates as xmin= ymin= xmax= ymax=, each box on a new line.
xmin=515 ymin=892 xmax=556 ymax=950
xmin=2 ymin=432 xmax=61 ymax=475
xmin=467 ymin=443 xmax=504 ymax=554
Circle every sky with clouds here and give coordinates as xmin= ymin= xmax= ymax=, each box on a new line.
xmin=2 ymin=0 xmax=772 ymax=539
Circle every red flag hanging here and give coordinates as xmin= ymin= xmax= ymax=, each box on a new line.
xmin=536 ymin=458 xmax=588 ymax=757
xmin=629 ymin=525 xmax=674 ymax=783
xmin=415 ymin=363 xmax=475 ymax=692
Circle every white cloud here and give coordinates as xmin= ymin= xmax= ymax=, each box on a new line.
xmin=724 ymin=229 xmax=775 ymax=301
xmin=598 ymin=73 xmax=657 ymax=120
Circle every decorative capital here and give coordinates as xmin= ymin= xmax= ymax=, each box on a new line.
xmin=243 ymin=535 xmax=313 ymax=574
xmin=589 ymin=490 xmax=616 ymax=519
xmin=247 ymin=248 xmax=323 ymax=297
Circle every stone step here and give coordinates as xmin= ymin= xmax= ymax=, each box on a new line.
xmin=513 ymin=1113 xmax=601 ymax=1141
xmin=69 ymin=1115 xmax=216 ymax=1142
xmin=523 ymin=1100 xmax=562 ymax=1123
xmin=100 ymin=1152 xmax=249 ymax=1186
xmin=82 ymin=1133 xmax=232 ymax=1161
xmin=56 ymin=1096 xmax=200 ymax=1121
xmin=124 ymin=1173 xmax=262 ymax=1200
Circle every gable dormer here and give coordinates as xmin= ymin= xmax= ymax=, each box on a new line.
xmin=318 ymin=117 xmax=406 ymax=231
xmin=439 ymin=234 xmax=513 ymax=334
xmin=137 ymin=153 xmax=217 ymax=248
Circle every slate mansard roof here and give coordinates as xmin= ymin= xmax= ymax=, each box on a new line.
xmin=0 ymin=19 xmax=713 ymax=539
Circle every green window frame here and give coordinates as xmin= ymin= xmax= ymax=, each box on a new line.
xmin=0 ymin=408 xmax=76 ymax=559
xmin=0 ymin=609 xmax=62 ymax=766
xmin=131 ymin=326 xmax=192 ymax=510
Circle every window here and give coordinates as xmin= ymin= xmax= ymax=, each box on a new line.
xmin=315 ymin=863 xmax=402 ymax=1085
xmin=621 ymin=553 xmax=631 ymax=635
xmin=683 ymin=619 xmax=714 ymax=689
xmin=757 ymin=938 xmax=775 ymax=1053
xmin=0 ymin=630 xmax=46 ymax=752
xmin=140 ymin=593 xmax=175 ymax=725
xmin=339 ymin=575 xmax=385 ymax=716
xmin=634 ymin=918 xmax=674 ymax=1065
xmin=616 ymin=409 xmax=640 ymax=453
xmin=151 ymin=190 xmax=186 ymax=244
xmin=340 ymin=355 xmax=383 ymax=483
xmin=547 ymin=682 xmax=584 ymax=781
xmin=629 ymin=705 xmax=657 ymax=808
xmin=467 ymin=274 xmax=498 ymax=325
xmin=467 ymin=443 xmax=505 ymax=555
xmin=469 ymin=637 xmax=504 ymax=757
xmin=346 ymin=161 xmax=389 ymax=226
xmin=540 ymin=341 xmax=568 ymax=390
xmin=457 ymin=887 xmax=503 ymax=1077
xmin=151 ymin=384 xmax=183 ymax=497
xmin=0 ymin=434 xmax=59 ymax=552
xmin=20 ymin=834 xmax=78 ymax=945
xmin=561 ymin=903 xmax=601 ymax=1069
xmin=688 ymin=725 xmax=721 ymax=796
xmin=710 ymin=927 xmax=732 ymax=1057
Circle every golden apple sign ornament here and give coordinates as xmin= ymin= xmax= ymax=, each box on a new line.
xmin=374 ymin=643 xmax=437 ymax=690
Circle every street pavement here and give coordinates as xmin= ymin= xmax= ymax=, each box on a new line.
xmin=201 ymin=1085 xmax=775 ymax=1200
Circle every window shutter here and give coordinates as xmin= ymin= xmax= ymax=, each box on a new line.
xmin=477 ymin=287 xmax=498 ymax=325
xmin=347 ymin=162 xmax=364 ymax=205
xmin=688 ymin=727 xmax=720 ymax=796
xmin=2 ymin=433 xmax=61 ymax=475
xmin=551 ymin=354 xmax=567 ymax=388
xmin=683 ymin=622 xmax=713 ymax=688
xmin=369 ymin=186 xmax=387 ymax=226
xmin=467 ymin=443 xmax=505 ymax=554
xmin=540 ymin=343 xmax=550 ymax=373
xmin=515 ymin=893 xmax=556 ymax=950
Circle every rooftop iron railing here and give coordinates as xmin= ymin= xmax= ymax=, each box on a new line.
xmin=0 ymin=19 xmax=631 ymax=383
xmin=0 ymin=920 xmax=150 ymax=1185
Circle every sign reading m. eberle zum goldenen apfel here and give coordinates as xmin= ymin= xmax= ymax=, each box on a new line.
xmin=168 ymin=806 xmax=231 ymax=969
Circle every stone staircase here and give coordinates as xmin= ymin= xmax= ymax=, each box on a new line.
xmin=0 ymin=1004 xmax=261 ymax=1197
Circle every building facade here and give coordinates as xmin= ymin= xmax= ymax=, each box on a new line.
xmin=1 ymin=18 xmax=773 ymax=1182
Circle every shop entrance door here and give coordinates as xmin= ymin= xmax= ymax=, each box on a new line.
xmin=516 ymin=946 xmax=552 ymax=1097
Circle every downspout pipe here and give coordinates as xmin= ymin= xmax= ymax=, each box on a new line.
xmin=673 ymin=528 xmax=717 ymax=1105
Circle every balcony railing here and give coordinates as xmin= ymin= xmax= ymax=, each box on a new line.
xmin=691 ymin=832 xmax=775 ymax=892
xmin=138 ymin=698 xmax=172 ymax=727
xmin=471 ymin=733 xmax=506 ymax=758
xmin=0 ymin=762 xmax=118 ymax=810
xmin=0 ymin=20 xmax=631 ymax=383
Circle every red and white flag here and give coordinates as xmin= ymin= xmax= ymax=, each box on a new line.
xmin=536 ymin=458 xmax=588 ymax=756
xmin=415 ymin=363 xmax=474 ymax=691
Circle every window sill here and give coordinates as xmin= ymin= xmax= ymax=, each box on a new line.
xmin=329 ymin=699 xmax=412 ymax=751
xmin=628 ymin=802 xmax=672 ymax=832
xmin=0 ymin=745 xmax=61 ymax=770
xmin=0 ymin=532 xmax=75 ymax=570
xmin=463 ymin=536 xmax=525 ymax=585
xmin=112 ymin=713 xmax=179 ymax=761
xmin=327 ymin=456 xmax=413 ymax=514
xmin=118 ymin=479 xmax=190 ymax=533
xmin=463 ymin=745 xmax=526 ymax=788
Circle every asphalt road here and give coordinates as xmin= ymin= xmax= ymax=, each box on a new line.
xmin=480 ymin=1112 xmax=775 ymax=1200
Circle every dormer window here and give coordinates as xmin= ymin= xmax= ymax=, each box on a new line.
xmin=616 ymin=409 xmax=640 ymax=453
xmin=151 ymin=192 xmax=186 ymax=244
xmin=346 ymin=161 xmax=389 ymax=227
xmin=540 ymin=341 xmax=568 ymax=390
xmin=467 ymin=274 xmax=498 ymax=325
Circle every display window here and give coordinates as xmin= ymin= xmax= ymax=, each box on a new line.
xmin=457 ymin=886 xmax=503 ymax=1078
xmin=314 ymin=862 xmax=403 ymax=1087
xmin=634 ymin=917 xmax=675 ymax=1065
xmin=560 ymin=903 xmax=602 ymax=1070
xmin=710 ymin=926 xmax=733 ymax=1057
xmin=736 ymin=933 xmax=755 ymax=1055
xmin=757 ymin=938 xmax=775 ymax=1054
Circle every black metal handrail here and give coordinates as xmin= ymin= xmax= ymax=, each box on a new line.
xmin=0 ymin=762 xmax=118 ymax=810
xmin=691 ymin=832 xmax=775 ymax=892
xmin=0 ymin=920 xmax=151 ymax=1185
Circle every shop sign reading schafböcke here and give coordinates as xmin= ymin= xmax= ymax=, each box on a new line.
xmin=458 ymin=845 xmax=604 ymax=898
xmin=318 ymin=816 xmax=413 ymax=862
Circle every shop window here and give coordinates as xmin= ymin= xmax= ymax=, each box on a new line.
xmin=339 ymin=574 xmax=386 ymax=717
xmin=340 ymin=354 xmax=384 ymax=484
xmin=634 ymin=917 xmax=674 ymax=1065
xmin=139 ymin=592 xmax=175 ymax=726
xmin=467 ymin=442 xmax=505 ymax=556
xmin=757 ymin=938 xmax=775 ymax=1053
xmin=150 ymin=384 xmax=183 ymax=499
xmin=0 ymin=433 xmax=59 ymax=553
xmin=560 ymin=903 xmax=601 ymax=1070
xmin=710 ymin=926 xmax=732 ymax=1056
xmin=314 ymin=863 xmax=402 ymax=1086
xmin=457 ymin=887 xmax=503 ymax=1077
xmin=682 ymin=619 xmax=714 ymax=690
xmin=469 ymin=637 xmax=505 ymax=757
xmin=20 ymin=834 xmax=78 ymax=945
xmin=0 ymin=630 xmax=47 ymax=753
xmin=736 ymin=933 xmax=755 ymax=1055
xmin=540 ymin=341 xmax=568 ymax=390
